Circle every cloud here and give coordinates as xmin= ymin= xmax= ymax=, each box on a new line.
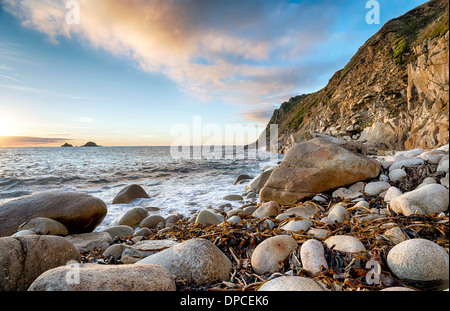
xmin=0 ymin=136 xmax=70 ymax=146
xmin=1 ymin=0 xmax=340 ymax=121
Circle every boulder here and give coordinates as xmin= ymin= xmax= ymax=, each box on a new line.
xmin=260 ymin=138 xmax=380 ymax=205
xmin=390 ymin=184 xmax=449 ymax=216
xmin=64 ymin=232 xmax=112 ymax=252
xmin=364 ymin=181 xmax=391 ymax=196
xmin=252 ymin=201 xmax=280 ymax=219
xmin=195 ymin=209 xmax=224 ymax=225
xmin=0 ymin=236 xmax=80 ymax=291
xmin=233 ymin=174 xmax=253 ymax=185
xmin=222 ymin=194 xmax=243 ymax=201
xmin=327 ymin=203 xmax=350 ymax=224
xmin=101 ymin=225 xmax=134 ymax=239
xmin=324 ymin=235 xmax=365 ymax=253
xmin=389 ymin=169 xmax=407 ymax=182
xmin=251 ymin=235 xmax=297 ymax=274
xmin=437 ymin=155 xmax=449 ymax=173
xmin=384 ymin=187 xmax=402 ymax=202
xmin=139 ymin=215 xmax=166 ymax=229
xmin=136 ymin=238 xmax=231 ymax=285
xmin=0 ymin=191 xmax=107 ymax=237
xmin=257 ymin=276 xmax=323 ymax=291
xmin=281 ymin=219 xmax=313 ymax=232
xmin=109 ymin=207 xmax=148 ymax=228
xmin=300 ymin=239 xmax=329 ymax=274
xmin=244 ymin=168 xmax=276 ymax=192
xmin=112 ymin=184 xmax=150 ymax=204
xmin=387 ymin=239 xmax=449 ymax=290
xmin=18 ymin=217 xmax=68 ymax=236
xmin=28 ymin=264 xmax=176 ymax=291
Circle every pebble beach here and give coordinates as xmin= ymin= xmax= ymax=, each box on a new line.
xmin=0 ymin=138 xmax=448 ymax=292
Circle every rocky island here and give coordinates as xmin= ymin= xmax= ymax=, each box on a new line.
xmin=82 ymin=142 xmax=101 ymax=147
xmin=61 ymin=143 xmax=73 ymax=147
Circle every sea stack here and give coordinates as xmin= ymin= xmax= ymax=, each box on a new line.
xmin=82 ymin=142 xmax=100 ymax=147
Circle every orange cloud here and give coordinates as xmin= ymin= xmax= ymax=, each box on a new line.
xmin=2 ymin=0 xmax=335 ymax=121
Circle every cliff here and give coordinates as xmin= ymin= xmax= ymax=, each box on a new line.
xmin=262 ymin=0 xmax=449 ymax=154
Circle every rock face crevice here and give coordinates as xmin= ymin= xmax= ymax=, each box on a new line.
xmin=261 ymin=0 xmax=449 ymax=154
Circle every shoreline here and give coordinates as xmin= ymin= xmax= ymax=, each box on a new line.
xmin=0 ymin=140 xmax=448 ymax=291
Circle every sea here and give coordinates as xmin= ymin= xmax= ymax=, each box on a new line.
xmin=0 ymin=146 xmax=282 ymax=230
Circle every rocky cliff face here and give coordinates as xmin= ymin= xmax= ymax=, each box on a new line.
xmin=263 ymin=0 xmax=449 ymax=154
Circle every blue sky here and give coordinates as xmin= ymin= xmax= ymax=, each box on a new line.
xmin=0 ymin=0 xmax=428 ymax=146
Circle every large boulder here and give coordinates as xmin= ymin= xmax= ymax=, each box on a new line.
xmin=0 ymin=191 xmax=107 ymax=237
xmin=0 ymin=236 xmax=80 ymax=291
xmin=112 ymin=184 xmax=150 ymax=204
xmin=390 ymin=184 xmax=449 ymax=216
xmin=28 ymin=264 xmax=176 ymax=291
xmin=387 ymin=239 xmax=449 ymax=290
xmin=136 ymin=238 xmax=231 ymax=285
xmin=260 ymin=138 xmax=380 ymax=205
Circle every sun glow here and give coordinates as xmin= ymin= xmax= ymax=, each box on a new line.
xmin=0 ymin=119 xmax=16 ymax=136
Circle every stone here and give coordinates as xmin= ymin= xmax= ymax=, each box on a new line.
xmin=165 ymin=214 xmax=181 ymax=224
xmin=441 ymin=174 xmax=449 ymax=188
xmin=64 ymin=232 xmax=112 ymax=252
xmin=327 ymin=203 xmax=350 ymax=224
xmin=112 ymin=184 xmax=150 ymax=204
xmin=18 ymin=217 xmax=68 ymax=236
xmin=389 ymin=158 xmax=425 ymax=172
xmin=244 ymin=168 xmax=275 ymax=192
xmin=251 ymin=235 xmax=297 ymax=274
xmin=284 ymin=202 xmax=321 ymax=219
xmin=348 ymin=181 xmax=365 ymax=193
xmin=233 ymin=174 xmax=253 ymax=185
xmin=222 ymin=194 xmax=243 ymax=201
xmin=354 ymin=200 xmax=370 ymax=209
xmin=437 ymin=155 xmax=449 ymax=173
xmin=389 ymin=169 xmax=407 ymax=182
xmin=260 ymin=138 xmax=380 ymax=205
xmin=139 ymin=215 xmax=166 ymax=229
xmin=0 ymin=191 xmax=107 ymax=237
xmin=384 ymin=187 xmax=402 ymax=202
xmin=421 ymin=150 xmax=447 ymax=164
xmin=383 ymin=227 xmax=407 ymax=244
xmin=225 ymin=215 xmax=241 ymax=224
xmin=134 ymin=227 xmax=153 ymax=237
xmin=324 ymin=235 xmax=365 ymax=253
xmin=364 ymin=181 xmax=391 ymax=196
xmin=0 ymin=235 xmax=80 ymax=291
xmin=28 ymin=264 xmax=176 ymax=291
xmin=109 ymin=207 xmax=148 ymax=228
xmin=395 ymin=148 xmax=425 ymax=159
xmin=195 ymin=209 xmax=224 ymax=225
xmin=281 ymin=219 xmax=313 ymax=232
xmin=103 ymin=244 xmax=126 ymax=259
xmin=332 ymin=188 xmax=361 ymax=199
xmin=300 ymin=239 xmax=328 ymax=274
xmin=387 ymin=239 xmax=449 ymax=290
xmin=101 ymin=225 xmax=134 ymax=239
xmin=390 ymin=184 xmax=449 ymax=216
xmin=257 ymin=276 xmax=323 ymax=291
xmin=306 ymin=228 xmax=330 ymax=239
xmin=122 ymin=239 xmax=179 ymax=261
xmin=252 ymin=201 xmax=280 ymax=219
xmin=137 ymin=238 xmax=231 ymax=285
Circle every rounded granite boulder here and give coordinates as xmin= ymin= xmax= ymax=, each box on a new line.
xmin=0 ymin=191 xmax=107 ymax=237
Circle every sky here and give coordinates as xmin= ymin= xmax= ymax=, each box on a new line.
xmin=0 ymin=0 xmax=428 ymax=147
